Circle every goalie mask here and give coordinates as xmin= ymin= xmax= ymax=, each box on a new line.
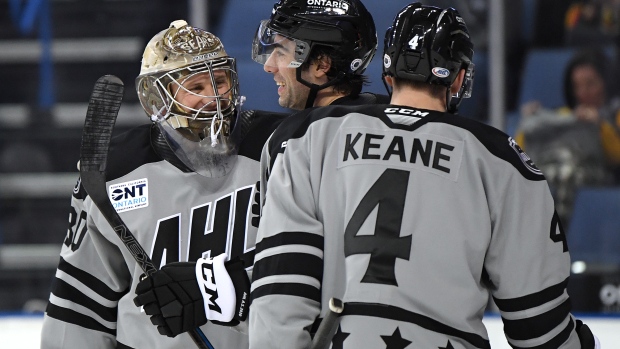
xmin=383 ymin=3 xmax=475 ymax=113
xmin=252 ymin=0 xmax=377 ymax=108
xmin=136 ymin=20 xmax=244 ymax=177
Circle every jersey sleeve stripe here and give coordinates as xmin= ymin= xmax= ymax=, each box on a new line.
xmin=501 ymin=298 xmax=571 ymax=340
xmin=492 ymin=277 xmax=568 ymax=312
xmin=55 ymin=270 xmax=119 ymax=307
xmin=252 ymin=274 xmax=321 ymax=291
xmin=48 ymin=294 xmax=117 ymax=329
xmin=50 ymin=278 xmax=118 ymax=322
xmin=45 ymin=303 xmax=117 ymax=336
xmin=255 ymin=244 xmax=323 ymax=262
xmin=253 ymin=253 xmax=323 ymax=282
xmin=342 ymin=302 xmax=491 ymax=349
xmin=255 ymin=231 xmax=324 ymax=255
xmin=250 ymin=282 xmax=321 ymax=303
xmin=507 ymin=317 xmax=574 ymax=349
xmin=58 ymin=257 xmax=126 ymax=301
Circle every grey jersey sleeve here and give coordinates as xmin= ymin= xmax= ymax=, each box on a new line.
xmin=482 ymin=154 xmax=581 ymax=348
xmin=41 ymin=181 xmax=130 ymax=348
xmin=250 ymin=128 xmax=324 ymax=349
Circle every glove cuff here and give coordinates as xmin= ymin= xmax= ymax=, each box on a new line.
xmin=195 ymin=254 xmax=236 ymax=323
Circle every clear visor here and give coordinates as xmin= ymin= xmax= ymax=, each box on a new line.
xmin=455 ymin=61 xmax=475 ymax=99
xmin=251 ymin=20 xmax=310 ymax=69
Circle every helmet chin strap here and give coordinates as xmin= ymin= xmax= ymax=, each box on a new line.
xmin=296 ymin=68 xmax=347 ymax=109
xmin=446 ymin=88 xmax=455 ymax=114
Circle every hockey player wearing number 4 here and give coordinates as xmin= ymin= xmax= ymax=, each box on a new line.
xmin=40 ymin=20 xmax=287 ymax=348
xmin=249 ymin=3 xmax=601 ymax=349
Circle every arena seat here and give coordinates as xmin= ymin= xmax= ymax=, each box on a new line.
xmin=517 ymin=48 xmax=577 ymax=110
xmin=566 ymin=187 xmax=620 ymax=267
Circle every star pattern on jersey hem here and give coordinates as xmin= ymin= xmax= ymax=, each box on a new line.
xmin=342 ymin=302 xmax=491 ymax=349
xmin=381 ymin=327 xmax=412 ymax=349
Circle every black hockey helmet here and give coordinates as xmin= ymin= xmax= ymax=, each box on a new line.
xmin=253 ymin=0 xmax=378 ymax=107
xmin=383 ymin=3 xmax=475 ymax=113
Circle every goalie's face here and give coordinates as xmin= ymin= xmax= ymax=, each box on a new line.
xmin=150 ymin=59 xmax=239 ymax=142
xmin=172 ymin=70 xmax=231 ymax=113
xmin=168 ymin=69 xmax=233 ymax=139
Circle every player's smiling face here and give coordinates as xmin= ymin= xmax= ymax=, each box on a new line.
xmin=167 ymin=70 xmax=233 ymax=140
xmin=172 ymin=70 xmax=232 ymax=115
xmin=262 ymin=34 xmax=311 ymax=110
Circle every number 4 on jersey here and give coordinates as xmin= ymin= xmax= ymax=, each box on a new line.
xmin=344 ymin=169 xmax=412 ymax=286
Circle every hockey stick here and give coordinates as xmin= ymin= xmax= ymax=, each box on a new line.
xmin=79 ymin=75 xmax=214 ymax=349
xmin=310 ymin=298 xmax=344 ymax=349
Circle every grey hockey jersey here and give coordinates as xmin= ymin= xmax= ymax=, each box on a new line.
xmin=250 ymin=105 xmax=582 ymax=349
xmin=258 ymin=92 xmax=390 ymax=211
xmin=41 ymin=111 xmax=284 ymax=349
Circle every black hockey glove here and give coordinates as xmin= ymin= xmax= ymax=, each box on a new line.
xmin=133 ymin=254 xmax=250 ymax=337
xmin=576 ymin=319 xmax=601 ymax=349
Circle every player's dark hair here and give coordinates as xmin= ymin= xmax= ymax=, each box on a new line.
xmin=301 ymin=46 xmax=367 ymax=97
xmin=392 ymin=77 xmax=446 ymax=100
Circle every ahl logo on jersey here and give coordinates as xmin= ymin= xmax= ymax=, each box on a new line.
xmin=109 ymin=178 xmax=149 ymax=213
xmin=508 ymin=137 xmax=542 ymax=175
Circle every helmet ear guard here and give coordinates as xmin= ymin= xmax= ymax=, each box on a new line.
xmin=382 ymin=3 xmax=475 ymax=113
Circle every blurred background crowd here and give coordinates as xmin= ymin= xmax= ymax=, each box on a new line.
xmin=0 ymin=0 xmax=619 ymax=315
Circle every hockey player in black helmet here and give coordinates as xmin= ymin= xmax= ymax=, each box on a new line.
xmin=382 ymin=3 xmax=475 ymax=113
xmin=249 ymin=3 xmax=600 ymax=348
xmin=252 ymin=0 xmax=389 ymax=110
xmin=253 ymin=0 xmax=392 ymax=213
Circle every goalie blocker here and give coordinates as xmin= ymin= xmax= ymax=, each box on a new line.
xmin=134 ymin=254 xmax=250 ymax=337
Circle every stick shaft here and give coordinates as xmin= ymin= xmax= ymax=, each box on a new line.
xmin=310 ymin=298 xmax=344 ymax=349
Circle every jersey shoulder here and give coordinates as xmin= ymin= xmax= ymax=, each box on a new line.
xmin=72 ymin=124 xmax=160 ymax=200
xmin=265 ymin=104 xmax=388 ymax=173
xmin=238 ymin=109 xmax=290 ymax=161
xmin=107 ymin=124 xmax=162 ymax=181
xmin=433 ymin=114 xmax=545 ymax=181
xmin=332 ymin=92 xmax=391 ymax=106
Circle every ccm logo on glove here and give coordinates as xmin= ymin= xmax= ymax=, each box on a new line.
xmin=133 ymin=253 xmax=250 ymax=337
xmin=196 ymin=254 xmax=236 ymax=322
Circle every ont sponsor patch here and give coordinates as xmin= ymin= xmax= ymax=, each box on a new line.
xmin=109 ymin=178 xmax=149 ymax=213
